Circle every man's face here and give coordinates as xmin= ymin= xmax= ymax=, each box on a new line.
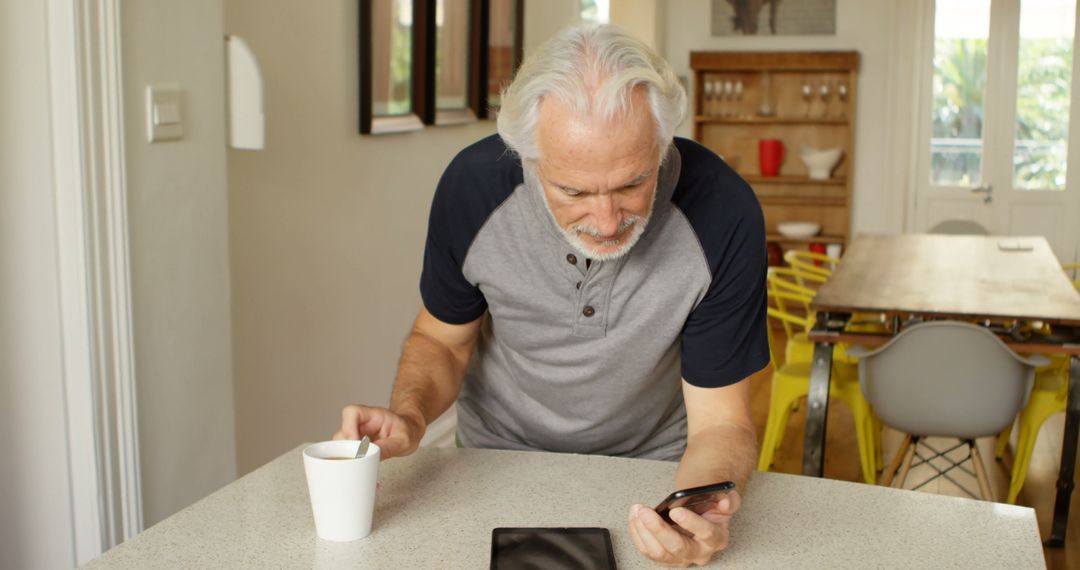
xmin=534 ymin=89 xmax=661 ymax=261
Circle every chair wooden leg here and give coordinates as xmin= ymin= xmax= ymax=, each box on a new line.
xmin=881 ymin=434 xmax=912 ymax=487
xmin=894 ymin=436 xmax=919 ymax=489
xmin=873 ymin=415 xmax=884 ymax=471
xmin=970 ymin=442 xmax=995 ymax=502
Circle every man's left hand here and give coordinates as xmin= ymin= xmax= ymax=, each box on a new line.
xmin=627 ymin=490 xmax=741 ymax=567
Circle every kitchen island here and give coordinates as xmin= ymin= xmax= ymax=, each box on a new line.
xmin=84 ymin=445 xmax=1045 ymax=568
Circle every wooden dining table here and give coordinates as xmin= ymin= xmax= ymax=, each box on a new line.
xmin=805 ymin=233 xmax=1080 ymax=545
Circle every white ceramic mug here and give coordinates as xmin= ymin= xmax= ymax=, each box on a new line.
xmin=302 ymin=440 xmax=380 ymax=541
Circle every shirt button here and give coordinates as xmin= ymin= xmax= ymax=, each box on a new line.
xmin=566 ymin=253 xmax=577 ymax=265
xmin=575 ymin=281 xmax=581 ymax=290
xmin=582 ymin=306 xmax=595 ymax=317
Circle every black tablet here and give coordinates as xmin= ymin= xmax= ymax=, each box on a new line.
xmin=490 ymin=527 xmax=617 ymax=570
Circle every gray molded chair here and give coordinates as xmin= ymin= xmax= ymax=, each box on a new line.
xmin=848 ymin=321 xmax=1045 ymax=501
xmin=928 ymin=219 xmax=989 ymax=235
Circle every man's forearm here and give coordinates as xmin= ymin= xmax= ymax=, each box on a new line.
xmin=674 ymin=423 xmax=757 ymax=492
xmin=388 ymin=329 xmax=471 ymax=430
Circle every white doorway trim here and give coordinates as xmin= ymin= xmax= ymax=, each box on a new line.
xmin=47 ymin=0 xmax=142 ymax=564
xmin=904 ymin=0 xmax=1080 ymax=261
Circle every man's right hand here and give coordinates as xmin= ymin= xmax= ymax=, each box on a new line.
xmin=333 ymin=404 xmax=425 ymax=460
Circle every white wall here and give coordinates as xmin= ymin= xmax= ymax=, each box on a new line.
xmin=0 ymin=1 xmax=76 ymax=568
xmin=663 ymin=0 xmax=901 ymax=235
xmin=224 ymin=0 xmax=580 ymax=474
xmin=121 ymin=0 xmax=237 ymax=526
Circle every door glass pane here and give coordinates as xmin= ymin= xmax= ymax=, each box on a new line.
xmin=436 ymin=0 xmax=470 ymax=111
xmin=930 ymin=0 xmax=991 ymax=186
xmin=373 ymin=0 xmax=413 ymax=116
xmin=1013 ymin=0 xmax=1075 ymax=191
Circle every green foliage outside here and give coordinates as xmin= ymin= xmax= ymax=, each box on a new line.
xmin=581 ymin=0 xmax=602 ymax=23
xmin=932 ymin=34 xmax=1072 ymax=190
xmin=932 ymin=38 xmax=988 ymax=186
xmin=1013 ymin=37 xmax=1072 ymax=189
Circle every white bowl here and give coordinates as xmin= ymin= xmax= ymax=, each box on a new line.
xmin=799 ymin=147 xmax=843 ymax=180
xmin=777 ymin=222 xmax=821 ymax=239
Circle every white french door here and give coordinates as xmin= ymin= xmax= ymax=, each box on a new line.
xmin=912 ymin=0 xmax=1080 ymax=264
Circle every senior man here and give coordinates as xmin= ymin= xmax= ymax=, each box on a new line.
xmin=336 ymin=25 xmax=768 ymax=566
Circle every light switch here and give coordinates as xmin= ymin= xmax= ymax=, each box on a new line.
xmin=146 ymin=85 xmax=184 ymax=142
xmin=154 ymin=103 xmax=180 ymax=125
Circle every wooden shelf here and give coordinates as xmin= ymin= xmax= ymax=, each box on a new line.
xmin=690 ymin=51 xmax=860 ymax=71
xmin=767 ymin=233 xmax=846 ymax=244
xmin=694 ymin=115 xmax=849 ymax=126
xmin=692 ymin=50 xmax=859 ymax=253
xmin=743 ymin=174 xmax=847 ymax=186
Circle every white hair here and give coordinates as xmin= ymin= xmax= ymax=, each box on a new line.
xmin=496 ymin=24 xmax=687 ymax=164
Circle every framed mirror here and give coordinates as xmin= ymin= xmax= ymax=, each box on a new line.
xmin=360 ymin=0 xmax=424 ymax=134
xmin=433 ymin=0 xmax=477 ymax=125
xmin=360 ymin=0 xmax=523 ymax=133
xmin=477 ymin=0 xmax=522 ymax=118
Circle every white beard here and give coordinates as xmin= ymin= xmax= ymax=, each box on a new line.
xmin=526 ymin=163 xmax=658 ymax=262
xmin=562 ymin=212 xmax=649 ymax=261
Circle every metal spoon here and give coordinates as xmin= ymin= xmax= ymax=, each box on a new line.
xmin=355 ymin=435 xmax=370 ymax=459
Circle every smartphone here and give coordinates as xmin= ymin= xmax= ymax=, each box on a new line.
xmin=654 ymin=481 xmax=736 ymax=524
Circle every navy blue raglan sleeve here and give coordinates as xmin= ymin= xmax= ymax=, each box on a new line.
xmin=674 ymin=139 xmax=770 ymax=388
xmin=419 ymin=135 xmax=520 ymax=324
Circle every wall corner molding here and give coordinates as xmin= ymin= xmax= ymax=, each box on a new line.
xmin=47 ymin=0 xmax=143 ymax=563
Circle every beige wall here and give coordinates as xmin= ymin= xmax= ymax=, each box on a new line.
xmin=665 ymin=0 xmax=900 ymax=235
xmin=610 ymin=0 xmax=666 ymax=51
xmin=121 ymin=0 xmax=237 ymax=526
xmin=524 ymin=0 xmax=581 ymax=54
xmin=224 ymin=0 xmax=581 ymax=474
xmin=0 ymin=1 xmax=76 ymax=568
xmin=227 ymin=0 xmax=490 ymax=472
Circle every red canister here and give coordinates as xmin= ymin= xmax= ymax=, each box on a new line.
xmin=758 ymin=139 xmax=784 ymax=177
xmin=809 ymin=242 xmax=827 ymax=266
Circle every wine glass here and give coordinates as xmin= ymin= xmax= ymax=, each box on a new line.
xmin=818 ymin=80 xmax=831 ymax=118
xmin=801 ymin=82 xmax=813 ymax=117
xmin=703 ymin=80 xmax=715 ymax=116
xmin=837 ymin=82 xmax=849 ymax=119
xmin=711 ymin=78 xmax=722 ymax=116
xmin=722 ymin=80 xmax=734 ymax=117
xmin=733 ymin=80 xmax=744 ymax=118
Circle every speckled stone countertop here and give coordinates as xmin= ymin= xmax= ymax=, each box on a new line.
xmin=84 ymin=445 xmax=1045 ymax=568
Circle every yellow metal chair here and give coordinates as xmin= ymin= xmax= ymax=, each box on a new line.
xmin=768 ymin=267 xmax=824 ymax=289
xmin=784 ymin=250 xmax=838 ymax=278
xmin=993 ymin=262 xmax=1080 ymax=502
xmin=759 ymin=290 xmax=880 ymax=484
xmin=766 ymin=268 xmax=886 ymax=472
xmin=766 ymin=267 xmax=825 ymax=343
xmin=994 ymin=355 xmax=1071 ymax=504
xmin=780 ymin=252 xmax=891 ymax=335
xmin=767 ymin=267 xmax=868 ymax=366
xmin=1064 ymin=262 xmax=1080 ymax=291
